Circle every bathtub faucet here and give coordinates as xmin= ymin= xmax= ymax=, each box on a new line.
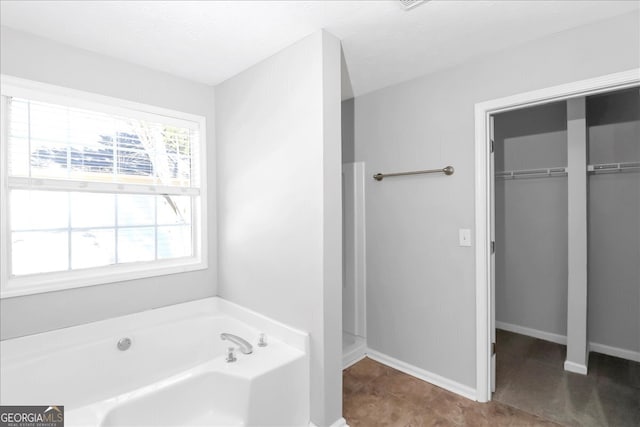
xmin=220 ymin=333 xmax=253 ymax=355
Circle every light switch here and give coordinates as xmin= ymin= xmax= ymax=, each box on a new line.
xmin=459 ymin=229 xmax=472 ymax=247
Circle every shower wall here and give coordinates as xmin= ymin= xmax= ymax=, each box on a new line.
xmin=342 ymin=98 xmax=366 ymax=355
xmin=342 ymin=162 xmax=366 ymax=339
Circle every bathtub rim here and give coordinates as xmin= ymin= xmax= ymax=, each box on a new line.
xmin=0 ymin=296 xmax=309 ymax=356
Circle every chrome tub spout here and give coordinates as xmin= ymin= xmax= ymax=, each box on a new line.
xmin=220 ymin=333 xmax=253 ymax=354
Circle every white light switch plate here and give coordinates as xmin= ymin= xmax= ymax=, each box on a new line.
xmin=459 ymin=229 xmax=471 ymax=247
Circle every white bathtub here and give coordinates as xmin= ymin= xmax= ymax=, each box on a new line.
xmin=0 ymin=297 xmax=310 ymax=426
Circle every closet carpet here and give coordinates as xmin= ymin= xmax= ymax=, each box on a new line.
xmin=343 ymin=333 xmax=640 ymax=426
xmin=493 ymin=329 xmax=640 ymax=427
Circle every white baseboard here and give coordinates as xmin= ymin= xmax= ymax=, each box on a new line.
xmin=343 ymin=352 xmax=366 ymax=369
xmin=310 ymin=418 xmax=349 ymax=427
xmin=331 ymin=418 xmax=349 ymax=427
xmin=590 ymin=342 xmax=640 ymax=363
xmin=564 ymin=360 xmax=588 ymax=375
xmin=496 ymin=321 xmax=640 ymax=363
xmin=496 ymin=321 xmax=566 ymax=345
xmin=343 ymin=336 xmax=366 ymax=369
xmin=366 ymin=348 xmax=476 ymax=401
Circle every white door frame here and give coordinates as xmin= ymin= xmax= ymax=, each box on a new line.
xmin=473 ymin=68 xmax=640 ymax=403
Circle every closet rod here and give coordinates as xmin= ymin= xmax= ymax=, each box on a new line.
xmin=373 ymin=165 xmax=454 ymax=181
xmin=588 ymin=162 xmax=640 ymax=174
xmin=496 ymin=167 xmax=567 ymax=180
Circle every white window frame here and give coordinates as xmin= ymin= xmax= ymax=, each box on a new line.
xmin=0 ymin=75 xmax=208 ymax=298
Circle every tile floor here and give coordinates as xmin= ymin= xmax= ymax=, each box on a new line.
xmin=343 ymin=331 xmax=640 ymax=426
xmin=343 ymin=357 xmax=560 ymax=426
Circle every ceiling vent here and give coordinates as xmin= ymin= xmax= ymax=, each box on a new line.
xmin=399 ymin=0 xmax=427 ymax=10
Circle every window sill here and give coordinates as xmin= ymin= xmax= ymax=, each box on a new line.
xmin=1 ymin=258 xmax=208 ymax=299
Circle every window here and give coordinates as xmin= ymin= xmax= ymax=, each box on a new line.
xmin=1 ymin=77 xmax=207 ymax=298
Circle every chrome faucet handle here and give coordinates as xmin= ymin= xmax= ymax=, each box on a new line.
xmin=258 ymin=333 xmax=268 ymax=347
xmin=226 ymin=347 xmax=237 ymax=363
xmin=117 ymin=337 xmax=132 ymax=351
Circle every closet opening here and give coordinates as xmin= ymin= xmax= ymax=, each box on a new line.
xmin=474 ymin=70 xmax=639 ymax=405
xmin=488 ymin=86 xmax=639 ymax=426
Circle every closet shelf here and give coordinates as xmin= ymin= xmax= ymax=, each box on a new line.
xmin=495 ymin=167 xmax=567 ymax=180
xmin=495 ymin=162 xmax=640 ymax=179
xmin=587 ymin=162 xmax=640 ymax=174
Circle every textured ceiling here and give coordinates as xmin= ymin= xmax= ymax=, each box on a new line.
xmin=1 ymin=1 xmax=638 ymax=98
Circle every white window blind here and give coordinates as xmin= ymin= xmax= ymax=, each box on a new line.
xmin=1 ymin=79 xmax=207 ymax=297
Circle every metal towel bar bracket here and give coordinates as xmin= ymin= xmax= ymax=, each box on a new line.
xmin=373 ymin=166 xmax=454 ymax=181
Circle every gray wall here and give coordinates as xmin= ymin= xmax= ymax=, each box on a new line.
xmin=215 ymin=31 xmax=342 ymax=426
xmin=0 ymin=27 xmax=217 ymax=339
xmin=494 ymin=102 xmax=569 ymax=337
xmin=587 ymin=88 xmax=640 ymax=353
xmin=354 ymin=11 xmax=639 ymax=389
